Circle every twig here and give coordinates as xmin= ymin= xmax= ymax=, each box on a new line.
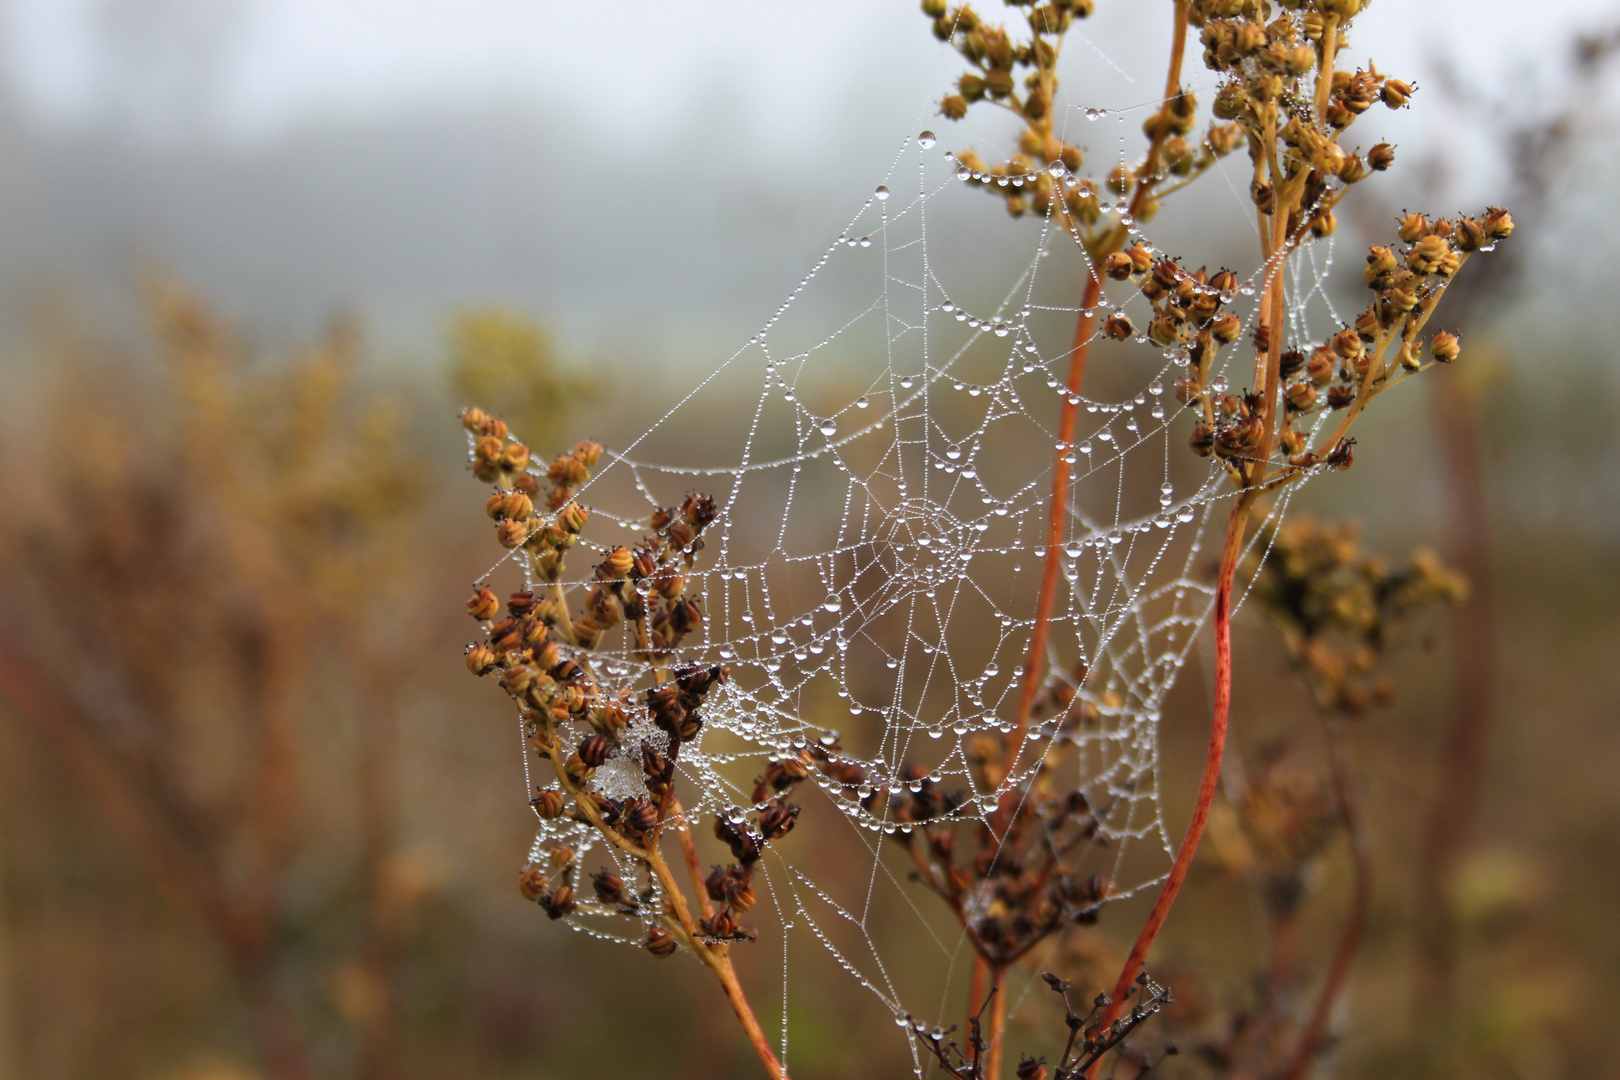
xmin=1282 ymin=723 xmax=1372 ymax=1080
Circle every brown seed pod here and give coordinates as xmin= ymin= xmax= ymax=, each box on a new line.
xmin=592 ymin=870 xmax=626 ymax=904
xmin=518 ymin=867 xmax=548 ymax=902
xmin=531 ymin=789 xmax=566 ymax=819
xmin=465 ymin=643 xmax=497 ymax=676
xmin=646 ymin=927 xmax=677 ymax=957
xmin=467 ymin=587 xmax=499 ymax=622
xmin=578 ymin=734 xmax=615 ymax=768
xmin=1103 ymin=313 xmax=1134 ymax=341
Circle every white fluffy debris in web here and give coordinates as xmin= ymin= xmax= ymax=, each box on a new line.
xmin=590 ymin=716 xmax=670 ymax=803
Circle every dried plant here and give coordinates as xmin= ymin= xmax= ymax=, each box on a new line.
xmin=0 ymin=278 xmax=425 ymax=1080
xmin=454 ymin=2 xmax=1515 ymax=1078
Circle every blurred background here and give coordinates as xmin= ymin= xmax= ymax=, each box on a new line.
xmin=0 ymin=1 xmax=1617 ymax=1079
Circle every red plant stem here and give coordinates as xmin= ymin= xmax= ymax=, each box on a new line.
xmin=983 ymin=965 xmax=1009 ymax=1080
xmin=1086 ymin=491 xmax=1255 ymax=1076
xmin=1008 ymin=273 xmax=1102 ymax=760
xmin=1282 ymin=725 xmax=1372 ymax=1080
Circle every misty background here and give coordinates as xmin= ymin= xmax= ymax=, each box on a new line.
xmin=1 ymin=2 xmax=1619 ymax=1080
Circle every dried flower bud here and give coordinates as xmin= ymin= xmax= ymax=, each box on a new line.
xmin=940 ymin=93 xmax=968 ymax=120
xmin=485 ymin=491 xmax=506 ymax=519
xmin=1286 ymin=380 xmax=1318 ymax=411
xmin=602 ymin=546 xmax=634 ymax=579
xmin=1331 ymin=326 xmax=1364 ymax=360
xmin=646 ymin=926 xmax=677 ymax=957
xmin=519 ymin=868 xmax=548 ymax=902
xmin=759 ymin=803 xmax=800 ymax=840
xmin=501 ymin=442 xmax=530 ymax=472
xmin=1382 ymin=78 xmax=1414 ymax=109
xmin=468 ymin=586 xmax=499 ymax=622
xmin=465 ymin=643 xmax=497 ymax=676
xmin=1279 ymin=350 xmax=1306 ymax=378
xmin=555 ymin=502 xmax=588 ymax=535
xmin=1103 ymin=313 xmax=1134 ymax=341
xmin=579 ymin=734 xmax=615 ymax=768
xmin=1430 ymin=331 xmax=1460 ymax=363
xmin=1367 ymin=142 xmax=1396 ymax=171
xmin=1397 ymin=212 xmax=1428 ymax=244
xmin=497 ymin=518 xmax=530 ymax=549
xmin=1306 ymin=347 xmax=1335 ymax=385
xmin=460 ymin=406 xmax=489 ymax=433
xmin=541 ymin=885 xmax=575 ymax=920
xmin=1189 ymin=421 xmax=1215 ymax=456
xmin=1104 ymin=251 xmax=1135 ymax=281
xmin=1205 ymin=311 xmax=1239 ymax=344
xmin=1325 ymin=437 xmax=1355 ymax=469
xmin=1326 ymin=384 xmax=1356 ymax=410
xmin=1406 ymin=234 xmax=1451 ymax=275
xmin=1363 ymin=245 xmax=1398 ymax=286
xmin=532 ymin=788 xmax=566 ymax=819
xmin=921 ymin=0 xmax=947 ymax=16
xmin=1017 ymin=1058 xmax=1049 ymax=1080
xmin=1213 ymin=80 xmax=1248 ymax=120
xmin=548 ymin=454 xmax=587 ymax=486
xmin=1482 ymin=206 xmax=1513 ymax=239
xmin=502 ymin=491 xmax=535 ymax=521
xmin=592 ymin=870 xmax=626 ymax=904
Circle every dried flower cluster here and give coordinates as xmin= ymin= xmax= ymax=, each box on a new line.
xmin=1245 ymin=517 xmax=1466 ymax=714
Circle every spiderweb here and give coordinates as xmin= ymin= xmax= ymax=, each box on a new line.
xmin=476 ymin=47 xmax=1346 ymax=1076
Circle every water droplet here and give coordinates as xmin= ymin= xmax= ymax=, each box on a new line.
xmin=727 ymin=806 xmax=747 ymax=824
xmin=956 ymin=167 xmax=972 ymax=181
xmin=918 ymin=130 xmax=937 ymax=149
xmin=1151 ymin=403 xmax=1165 ymax=419
xmin=856 ymin=396 xmax=870 ymax=409
xmin=941 ymin=301 xmax=955 ymax=313
xmin=823 ymin=594 xmax=843 ymax=613
xmin=955 ymin=310 xmax=969 ymax=321
xmin=1176 ymin=507 xmax=1195 ymax=523
xmin=1079 ymin=441 xmax=1093 ymax=454
xmin=946 ymin=445 xmax=962 ymax=460
xmin=820 ymin=419 xmax=837 ymax=436
xmin=996 ymin=175 xmax=1011 ymax=187
xmin=859 ymin=236 xmax=872 ymax=248
xmin=875 ymin=185 xmax=890 ymax=200
xmin=900 ymin=376 xmax=915 ymax=389
xmin=1048 ymin=160 xmax=1067 ymax=176
xmin=1238 ymin=281 xmax=1257 ymax=297
xmin=1148 ymin=380 xmax=1164 ymax=396
xmin=1085 ymin=107 xmax=1107 ymax=121
xmin=1211 ymin=376 xmax=1229 ymax=394
xmin=993 ymin=323 xmax=1010 ymax=338
xmin=968 ymin=384 xmax=983 ymax=396
xmin=1065 ymin=543 xmax=1083 ymax=559
xmin=783 ymin=390 xmax=795 ymax=401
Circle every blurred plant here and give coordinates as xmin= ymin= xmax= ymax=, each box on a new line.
xmin=0 ymin=277 xmax=426 ymax=1080
xmin=448 ymin=307 xmax=594 ymax=454
xmin=1173 ymin=518 xmax=1462 ymax=1080
xmin=1405 ymin=18 xmax=1620 ymax=1041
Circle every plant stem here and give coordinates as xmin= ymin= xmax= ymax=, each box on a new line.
xmin=1086 ymin=490 xmax=1255 ymax=1076
xmin=983 ymin=965 xmax=1009 ymax=1080
xmin=670 ymin=796 xmax=716 ymax=919
xmin=1008 ymin=272 xmax=1102 ymax=757
xmin=1282 ymin=724 xmax=1372 ymax=1080
xmin=699 ymin=948 xmax=791 ymax=1080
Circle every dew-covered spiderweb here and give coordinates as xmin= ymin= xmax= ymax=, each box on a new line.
xmin=475 ymin=51 xmax=1346 ymax=1077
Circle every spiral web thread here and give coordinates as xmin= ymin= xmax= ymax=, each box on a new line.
xmin=482 ymin=85 xmax=1342 ymax=1076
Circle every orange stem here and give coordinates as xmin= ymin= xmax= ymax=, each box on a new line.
xmin=983 ymin=965 xmax=1009 ymax=1080
xmin=1087 ymin=491 xmax=1254 ymax=1076
xmin=1008 ymin=272 xmax=1102 ymax=761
